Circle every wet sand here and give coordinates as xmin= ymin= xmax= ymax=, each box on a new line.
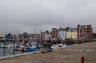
xmin=0 ymin=42 xmax=96 ymax=63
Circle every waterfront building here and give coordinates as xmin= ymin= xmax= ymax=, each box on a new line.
xmin=5 ymin=33 xmax=13 ymax=41
xmin=28 ymin=34 xmax=33 ymax=42
xmin=29 ymin=34 xmax=41 ymax=42
xmin=44 ymin=31 xmax=51 ymax=41
xmin=0 ymin=32 xmax=6 ymax=40
xmin=14 ymin=34 xmax=21 ymax=42
xmin=58 ymin=28 xmax=66 ymax=40
xmin=66 ymin=28 xmax=77 ymax=40
xmin=51 ymin=28 xmax=59 ymax=39
xmin=77 ymin=24 xmax=93 ymax=40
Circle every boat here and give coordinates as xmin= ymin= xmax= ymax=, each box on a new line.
xmin=51 ymin=43 xmax=68 ymax=49
xmin=14 ymin=42 xmax=38 ymax=52
xmin=25 ymin=43 xmax=38 ymax=52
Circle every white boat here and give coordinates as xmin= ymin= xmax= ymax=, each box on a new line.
xmin=51 ymin=44 xmax=60 ymax=49
xmin=51 ymin=44 xmax=67 ymax=49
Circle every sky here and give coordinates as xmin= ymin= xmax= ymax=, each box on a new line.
xmin=0 ymin=0 xmax=96 ymax=33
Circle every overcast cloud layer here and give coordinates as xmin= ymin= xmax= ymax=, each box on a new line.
xmin=0 ymin=0 xmax=96 ymax=33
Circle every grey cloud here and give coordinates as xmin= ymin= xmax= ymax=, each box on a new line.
xmin=0 ymin=0 xmax=96 ymax=32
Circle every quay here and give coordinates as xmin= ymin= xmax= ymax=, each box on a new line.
xmin=0 ymin=42 xmax=96 ymax=63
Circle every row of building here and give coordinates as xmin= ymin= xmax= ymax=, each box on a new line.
xmin=0 ymin=24 xmax=93 ymax=42
xmin=51 ymin=24 xmax=93 ymax=40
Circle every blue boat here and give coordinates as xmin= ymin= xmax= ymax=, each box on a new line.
xmin=25 ymin=48 xmax=37 ymax=52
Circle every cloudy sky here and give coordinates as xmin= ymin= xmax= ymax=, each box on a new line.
xmin=0 ymin=0 xmax=96 ymax=33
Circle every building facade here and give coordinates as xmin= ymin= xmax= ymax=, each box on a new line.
xmin=66 ymin=28 xmax=77 ymax=39
xmin=44 ymin=31 xmax=51 ymax=40
xmin=58 ymin=28 xmax=66 ymax=40
xmin=51 ymin=28 xmax=59 ymax=39
xmin=0 ymin=32 xmax=6 ymax=40
xmin=77 ymin=24 xmax=93 ymax=40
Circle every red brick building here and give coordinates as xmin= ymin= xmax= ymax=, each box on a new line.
xmin=51 ymin=28 xmax=59 ymax=39
xmin=77 ymin=24 xmax=93 ymax=40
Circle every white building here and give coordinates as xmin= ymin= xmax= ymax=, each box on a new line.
xmin=0 ymin=32 xmax=6 ymax=40
xmin=58 ymin=31 xmax=66 ymax=40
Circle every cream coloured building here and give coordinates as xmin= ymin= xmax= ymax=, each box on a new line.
xmin=66 ymin=28 xmax=77 ymax=39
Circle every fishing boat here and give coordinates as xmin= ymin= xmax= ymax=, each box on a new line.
xmin=14 ymin=42 xmax=38 ymax=52
xmin=15 ymin=44 xmax=25 ymax=51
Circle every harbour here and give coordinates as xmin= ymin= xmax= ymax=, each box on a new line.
xmin=0 ymin=41 xmax=78 ymax=57
xmin=0 ymin=42 xmax=96 ymax=63
xmin=0 ymin=42 xmax=40 ymax=57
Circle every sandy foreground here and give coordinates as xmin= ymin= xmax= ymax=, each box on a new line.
xmin=0 ymin=42 xmax=96 ymax=63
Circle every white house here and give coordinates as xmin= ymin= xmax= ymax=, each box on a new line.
xmin=58 ymin=31 xmax=66 ymax=40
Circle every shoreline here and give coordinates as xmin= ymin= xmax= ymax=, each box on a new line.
xmin=0 ymin=42 xmax=96 ymax=63
xmin=0 ymin=43 xmax=83 ymax=60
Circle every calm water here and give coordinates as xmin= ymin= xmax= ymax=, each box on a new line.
xmin=0 ymin=48 xmax=22 ymax=57
xmin=0 ymin=42 xmax=38 ymax=57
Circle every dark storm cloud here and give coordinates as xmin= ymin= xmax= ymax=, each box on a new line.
xmin=0 ymin=0 xmax=96 ymax=32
